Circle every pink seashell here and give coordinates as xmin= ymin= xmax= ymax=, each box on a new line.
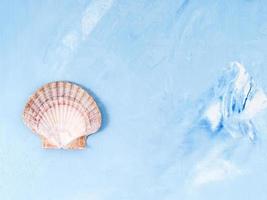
xmin=23 ymin=81 xmax=102 ymax=149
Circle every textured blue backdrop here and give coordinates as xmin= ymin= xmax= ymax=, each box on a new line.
xmin=1 ymin=0 xmax=267 ymax=199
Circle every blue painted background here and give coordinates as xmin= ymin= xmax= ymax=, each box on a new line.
xmin=1 ymin=0 xmax=267 ymax=199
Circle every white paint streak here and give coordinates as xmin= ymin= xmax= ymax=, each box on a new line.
xmin=203 ymin=101 xmax=222 ymax=131
xmin=202 ymin=62 xmax=267 ymax=140
xmin=193 ymin=158 xmax=241 ymax=186
xmin=46 ymin=0 xmax=114 ymax=73
xmin=192 ymin=147 xmax=242 ymax=187
xmin=242 ymin=89 xmax=267 ymax=119
xmin=81 ymin=0 xmax=114 ymax=38
xmin=232 ymin=62 xmax=250 ymax=91
xmin=62 ymin=32 xmax=79 ymax=51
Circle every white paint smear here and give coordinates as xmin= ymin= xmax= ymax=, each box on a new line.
xmin=62 ymin=31 xmax=79 ymax=51
xmin=46 ymin=0 xmax=114 ymax=73
xmin=81 ymin=0 xmax=114 ymax=38
xmin=192 ymin=146 xmax=242 ymax=187
xmin=202 ymin=62 xmax=267 ymax=140
xmin=193 ymin=158 xmax=241 ymax=186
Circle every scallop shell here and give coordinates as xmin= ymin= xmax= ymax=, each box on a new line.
xmin=23 ymin=81 xmax=101 ymax=149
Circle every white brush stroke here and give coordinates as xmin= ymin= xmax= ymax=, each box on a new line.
xmin=193 ymin=158 xmax=241 ymax=186
xmin=203 ymin=101 xmax=221 ymax=132
xmin=202 ymin=62 xmax=267 ymax=140
xmin=81 ymin=0 xmax=114 ymax=38
xmin=192 ymin=146 xmax=242 ymax=187
xmin=241 ymin=89 xmax=267 ymax=119
xmin=45 ymin=0 xmax=114 ymax=73
xmin=62 ymin=31 xmax=79 ymax=51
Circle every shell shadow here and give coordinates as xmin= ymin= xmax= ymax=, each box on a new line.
xmin=70 ymin=81 xmax=109 ymax=133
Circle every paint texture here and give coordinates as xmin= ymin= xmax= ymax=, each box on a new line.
xmin=1 ymin=0 xmax=267 ymax=199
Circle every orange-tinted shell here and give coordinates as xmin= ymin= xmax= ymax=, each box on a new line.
xmin=23 ymin=81 xmax=101 ymax=149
